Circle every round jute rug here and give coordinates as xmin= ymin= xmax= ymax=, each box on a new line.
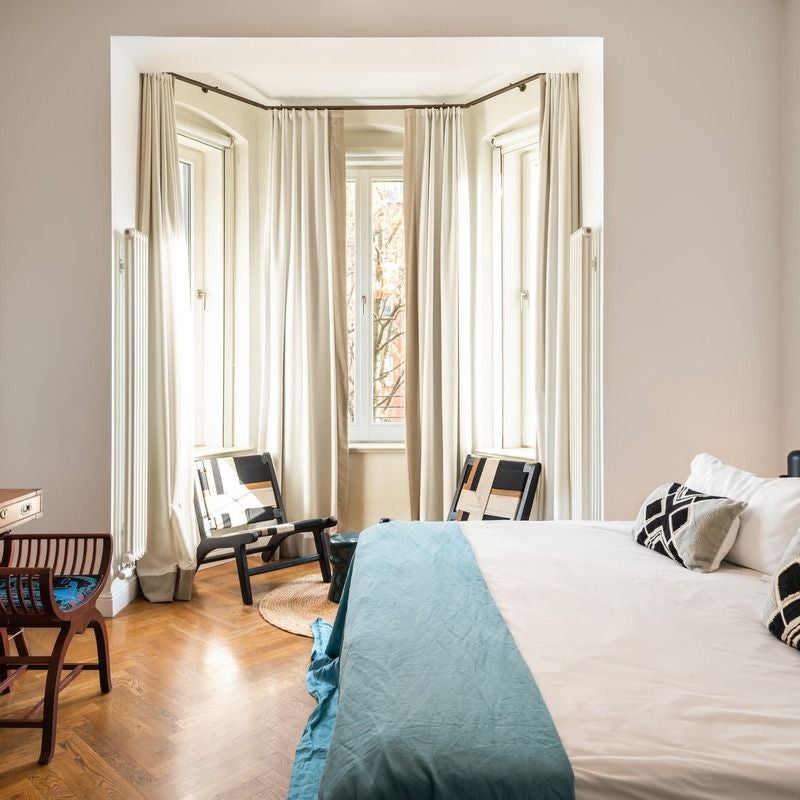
xmin=258 ymin=575 xmax=338 ymax=637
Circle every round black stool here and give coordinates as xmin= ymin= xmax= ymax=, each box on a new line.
xmin=327 ymin=532 xmax=359 ymax=603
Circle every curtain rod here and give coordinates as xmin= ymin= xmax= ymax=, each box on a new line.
xmin=168 ymin=72 xmax=544 ymax=112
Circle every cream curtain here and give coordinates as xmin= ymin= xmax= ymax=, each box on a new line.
xmin=404 ymin=108 xmax=471 ymax=520
xmin=259 ymin=110 xmax=348 ymax=554
xmin=136 ymin=74 xmax=197 ymax=601
xmin=533 ymin=74 xmax=582 ymax=520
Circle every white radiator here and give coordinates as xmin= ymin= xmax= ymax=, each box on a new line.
xmin=568 ymin=227 xmax=602 ymax=520
xmin=112 ymin=229 xmax=148 ymax=578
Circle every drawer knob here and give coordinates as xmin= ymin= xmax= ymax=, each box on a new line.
xmin=0 ymin=509 xmax=6 ymax=519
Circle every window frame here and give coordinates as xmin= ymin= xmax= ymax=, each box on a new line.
xmin=492 ymin=126 xmax=540 ymax=451
xmin=347 ymin=163 xmax=406 ymax=445
xmin=178 ymin=126 xmax=237 ymax=452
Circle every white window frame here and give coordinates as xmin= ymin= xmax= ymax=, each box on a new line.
xmin=492 ymin=126 xmax=539 ymax=450
xmin=178 ymin=126 xmax=236 ymax=452
xmin=348 ymin=163 xmax=406 ymax=444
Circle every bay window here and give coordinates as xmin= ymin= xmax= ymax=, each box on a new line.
xmin=346 ymin=166 xmax=406 ymax=443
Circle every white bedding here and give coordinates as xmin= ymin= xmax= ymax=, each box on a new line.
xmin=463 ymin=520 xmax=800 ymax=800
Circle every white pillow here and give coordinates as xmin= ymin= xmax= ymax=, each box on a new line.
xmin=685 ymin=453 xmax=800 ymax=574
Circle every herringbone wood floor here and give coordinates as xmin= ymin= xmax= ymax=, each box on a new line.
xmin=0 ymin=560 xmax=320 ymax=799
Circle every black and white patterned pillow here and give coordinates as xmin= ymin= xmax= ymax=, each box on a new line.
xmin=633 ymin=482 xmax=747 ymax=572
xmin=763 ymin=533 xmax=800 ymax=650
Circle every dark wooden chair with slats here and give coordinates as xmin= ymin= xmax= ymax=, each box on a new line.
xmin=194 ymin=453 xmax=335 ymax=605
xmin=0 ymin=533 xmax=112 ymax=764
xmin=447 ymin=456 xmax=541 ymax=521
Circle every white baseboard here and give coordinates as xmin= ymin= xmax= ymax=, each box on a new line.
xmin=97 ymin=574 xmax=139 ymax=618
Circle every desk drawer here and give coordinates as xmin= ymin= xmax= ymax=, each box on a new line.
xmin=0 ymin=492 xmax=42 ymax=531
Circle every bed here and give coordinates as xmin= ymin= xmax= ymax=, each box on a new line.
xmin=290 ymin=519 xmax=800 ymax=800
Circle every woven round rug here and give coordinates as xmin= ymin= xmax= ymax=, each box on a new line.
xmin=258 ymin=575 xmax=338 ymax=637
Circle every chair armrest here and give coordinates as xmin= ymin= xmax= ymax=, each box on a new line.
xmin=288 ymin=516 xmax=337 ymax=534
xmin=205 ymin=529 xmax=260 ymax=546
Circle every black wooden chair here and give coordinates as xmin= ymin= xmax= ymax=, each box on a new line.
xmin=0 ymin=532 xmax=112 ymax=764
xmin=447 ymin=455 xmax=541 ymax=521
xmin=194 ymin=453 xmax=335 ymax=605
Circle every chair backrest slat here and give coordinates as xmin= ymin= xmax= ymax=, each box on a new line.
xmin=447 ymin=455 xmax=541 ymax=522
xmin=0 ymin=535 xmax=111 ymax=626
xmin=21 ymin=575 xmax=35 ymax=614
xmin=193 ymin=453 xmax=287 ymax=539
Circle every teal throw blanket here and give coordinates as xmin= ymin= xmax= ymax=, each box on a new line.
xmin=289 ymin=521 xmax=574 ymax=800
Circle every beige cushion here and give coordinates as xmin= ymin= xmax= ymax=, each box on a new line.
xmin=632 ymin=482 xmax=746 ymax=573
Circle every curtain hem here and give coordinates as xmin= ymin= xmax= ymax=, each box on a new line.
xmin=138 ymin=566 xmax=194 ymax=602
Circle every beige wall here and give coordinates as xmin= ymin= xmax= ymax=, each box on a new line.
xmin=347 ymin=449 xmax=410 ymax=530
xmin=783 ymin=0 xmax=800 ymax=456
xmin=579 ymin=42 xmax=604 ymax=234
xmin=110 ymin=40 xmax=140 ymax=232
xmin=0 ymin=0 xmax=786 ymax=533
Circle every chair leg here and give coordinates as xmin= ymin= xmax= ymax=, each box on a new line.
xmin=89 ymin=612 xmax=112 ymax=694
xmin=39 ymin=626 xmax=74 ymax=765
xmin=1 ymin=627 xmax=28 ymax=695
xmin=314 ymin=529 xmax=332 ymax=583
xmin=0 ymin=627 xmax=8 ymax=694
xmin=13 ymin=627 xmax=30 ymax=658
xmin=234 ymin=545 xmax=254 ymax=605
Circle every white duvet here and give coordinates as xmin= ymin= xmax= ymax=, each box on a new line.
xmin=463 ymin=521 xmax=800 ymax=800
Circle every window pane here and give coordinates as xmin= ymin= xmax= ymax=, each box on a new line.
xmin=521 ymin=149 xmax=539 ymax=448
xmin=346 ymin=179 xmax=357 ymax=423
xmin=180 ymin=160 xmax=192 ymax=272
xmin=371 ymin=179 xmax=405 ymax=423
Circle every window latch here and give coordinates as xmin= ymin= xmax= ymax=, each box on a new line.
xmin=196 ymin=288 xmax=207 ymax=311
xmin=361 ymin=294 xmax=367 ymax=316
xmin=520 ymin=289 xmax=529 ymax=312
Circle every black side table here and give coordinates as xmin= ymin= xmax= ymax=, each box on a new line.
xmin=327 ymin=532 xmax=359 ymax=603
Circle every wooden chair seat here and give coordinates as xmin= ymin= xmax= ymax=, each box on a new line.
xmin=0 ymin=574 xmax=101 ymax=612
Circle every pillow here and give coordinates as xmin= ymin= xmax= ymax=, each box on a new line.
xmin=632 ymin=482 xmax=746 ymax=572
xmin=686 ymin=453 xmax=800 ymax=574
xmin=763 ymin=532 xmax=800 ymax=650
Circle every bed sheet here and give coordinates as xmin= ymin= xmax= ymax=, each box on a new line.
xmin=464 ymin=521 xmax=800 ymax=800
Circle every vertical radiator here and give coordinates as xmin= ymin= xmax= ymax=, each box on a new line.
xmin=568 ymin=227 xmax=602 ymax=520
xmin=112 ymin=229 xmax=148 ymax=578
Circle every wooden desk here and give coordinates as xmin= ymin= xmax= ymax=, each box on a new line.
xmin=0 ymin=488 xmax=43 ymax=534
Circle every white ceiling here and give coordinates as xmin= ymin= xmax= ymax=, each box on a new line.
xmin=117 ymin=37 xmax=602 ymax=106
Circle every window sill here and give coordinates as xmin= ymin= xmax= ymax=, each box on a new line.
xmin=471 ymin=447 xmax=538 ymax=463
xmin=194 ymin=445 xmax=255 ymax=459
xmin=349 ymin=442 xmax=406 ymax=454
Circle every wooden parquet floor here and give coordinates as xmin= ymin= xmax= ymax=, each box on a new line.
xmin=0 ymin=561 xmax=320 ymax=800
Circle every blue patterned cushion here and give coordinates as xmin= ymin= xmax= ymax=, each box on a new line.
xmin=0 ymin=575 xmax=99 ymax=612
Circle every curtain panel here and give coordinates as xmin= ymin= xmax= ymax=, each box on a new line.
xmin=259 ymin=109 xmax=348 ymax=553
xmin=533 ymin=74 xmax=582 ymax=520
xmin=136 ymin=73 xmax=197 ymax=601
xmin=404 ymin=108 xmax=472 ymax=520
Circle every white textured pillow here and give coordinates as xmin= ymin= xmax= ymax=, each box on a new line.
xmin=685 ymin=453 xmax=800 ymax=574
